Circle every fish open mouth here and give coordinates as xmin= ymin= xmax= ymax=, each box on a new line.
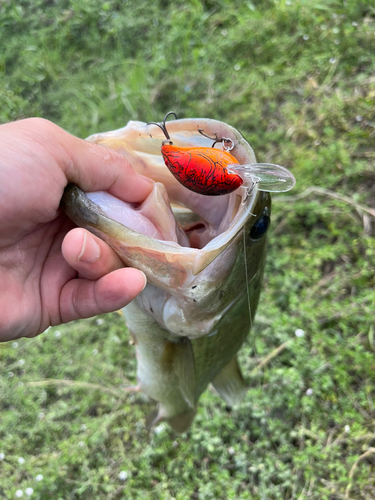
xmin=62 ymin=118 xmax=262 ymax=288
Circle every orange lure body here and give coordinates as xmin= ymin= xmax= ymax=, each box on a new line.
xmin=148 ymin=112 xmax=244 ymax=196
xmin=161 ymin=143 xmax=242 ymax=196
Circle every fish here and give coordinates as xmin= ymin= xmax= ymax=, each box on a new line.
xmin=61 ymin=117 xmax=295 ymax=432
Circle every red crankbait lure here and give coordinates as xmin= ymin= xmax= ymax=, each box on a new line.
xmin=147 ymin=112 xmax=243 ymax=196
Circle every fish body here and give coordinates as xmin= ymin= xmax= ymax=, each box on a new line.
xmin=62 ymin=118 xmax=283 ymax=432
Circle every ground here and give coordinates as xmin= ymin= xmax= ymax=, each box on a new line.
xmin=0 ymin=0 xmax=374 ymax=498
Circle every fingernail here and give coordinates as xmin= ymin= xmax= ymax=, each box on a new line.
xmin=78 ymin=232 xmax=100 ymax=263
xmin=139 ymin=271 xmax=147 ymax=291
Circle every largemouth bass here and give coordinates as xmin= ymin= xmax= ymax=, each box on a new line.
xmin=62 ymin=117 xmax=295 ymax=432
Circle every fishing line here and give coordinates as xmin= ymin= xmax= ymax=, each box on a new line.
xmin=243 ymin=228 xmax=260 ymax=365
xmin=243 ymin=228 xmax=253 ymax=328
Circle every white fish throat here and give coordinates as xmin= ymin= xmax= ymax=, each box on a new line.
xmin=62 ymin=117 xmax=295 ymax=432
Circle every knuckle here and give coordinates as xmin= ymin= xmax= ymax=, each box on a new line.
xmin=23 ymin=117 xmax=57 ymax=135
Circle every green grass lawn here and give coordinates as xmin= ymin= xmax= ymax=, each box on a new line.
xmin=1 ymin=0 xmax=375 ymax=498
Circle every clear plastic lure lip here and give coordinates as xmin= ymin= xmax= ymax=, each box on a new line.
xmin=227 ymin=163 xmax=296 ymax=193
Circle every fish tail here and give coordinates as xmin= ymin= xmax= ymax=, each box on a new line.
xmin=211 ymin=356 xmax=247 ymax=407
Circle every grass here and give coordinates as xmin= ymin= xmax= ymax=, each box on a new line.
xmin=1 ymin=0 xmax=375 ymax=498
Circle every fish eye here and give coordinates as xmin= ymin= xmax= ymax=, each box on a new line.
xmin=250 ymin=215 xmax=270 ymax=240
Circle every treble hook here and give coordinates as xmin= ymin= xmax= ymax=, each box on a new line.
xmin=198 ymin=129 xmax=234 ymax=152
xmin=147 ymin=111 xmax=178 ymax=144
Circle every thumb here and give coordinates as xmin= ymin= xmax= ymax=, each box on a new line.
xmin=61 ymin=128 xmax=154 ymax=202
xmin=20 ymin=117 xmax=154 ymax=203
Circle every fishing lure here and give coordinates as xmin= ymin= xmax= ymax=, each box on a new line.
xmin=148 ymin=112 xmax=296 ymax=196
xmin=147 ymin=112 xmax=243 ymax=196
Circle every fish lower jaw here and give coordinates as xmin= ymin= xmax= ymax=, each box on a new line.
xmin=162 ymin=297 xmax=226 ymax=338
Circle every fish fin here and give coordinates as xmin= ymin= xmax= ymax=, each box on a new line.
xmin=161 ymin=337 xmax=196 ymax=408
xmin=211 ymin=356 xmax=247 ymax=407
xmin=147 ymin=405 xmax=196 ymax=434
xmin=167 ymin=409 xmax=196 ymax=433
xmin=175 ymin=337 xmax=196 ymax=408
xmin=146 ymin=407 xmax=160 ymax=430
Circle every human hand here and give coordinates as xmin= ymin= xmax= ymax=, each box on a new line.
xmin=0 ymin=118 xmax=153 ymax=341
